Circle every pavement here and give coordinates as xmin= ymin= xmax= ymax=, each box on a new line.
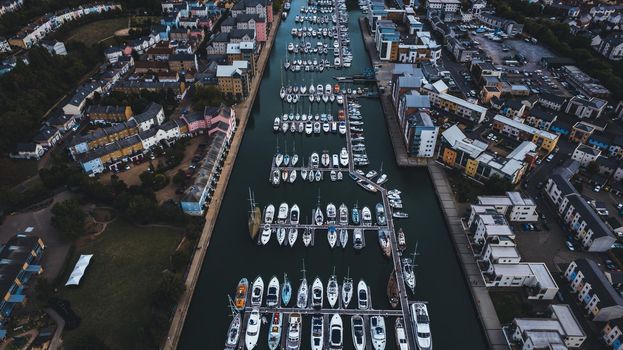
xmin=45 ymin=308 xmax=65 ymax=350
xmin=427 ymin=162 xmax=508 ymax=350
xmin=162 ymin=13 xmax=283 ymax=350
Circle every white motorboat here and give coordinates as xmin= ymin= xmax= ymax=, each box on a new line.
xmin=286 ymin=313 xmax=302 ymax=350
xmin=250 ymin=276 xmax=264 ymax=307
xmin=260 ymin=225 xmax=271 ymax=245
xmin=411 ymin=303 xmax=432 ymax=350
xmin=314 ymin=206 xmax=324 ymax=226
xmin=353 ymin=228 xmax=363 ymax=250
xmin=266 ymin=276 xmax=280 ymax=307
xmin=338 ymin=121 xmax=346 ymax=134
xmin=393 ymin=212 xmax=409 ymax=219
xmin=326 ymin=203 xmax=337 ymax=223
xmin=280 ymin=87 xmax=287 ymax=99
xmin=315 ymin=170 xmax=322 ymax=181
xmin=338 ymin=203 xmax=348 ymax=225
xmin=337 ymin=171 xmax=343 ymax=181
xmin=225 ymin=313 xmax=241 ymax=349
xmin=395 ymin=317 xmax=409 ymax=350
xmin=289 ymin=169 xmax=297 ymax=183
xmin=290 ymin=204 xmax=300 ymax=225
xmin=375 ymin=203 xmax=387 ymax=226
xmin=332 ymin=154 xmax=339 ymax=167
xmin=370 ymin=316 xmax=386 ymax=350
xmin=365 ymin=170 xmax=377 ymax=179
xmin=288 ymin=228 xmax=298 ymax=247
xmin=264 ymin=204 xmax=275 ymax=224
xmin=310 ymin=315 xmax=324 ymax=350
xmin=305 ymin=122 xmax=313 ymax=134
xmin=351 ymin=315 xmax=365 ymax=350
xmin=245 ymin=308 xmax=261 ymax=350
xmin=292 ymin=153 xmax=299 ymax=166
xmin=273 ymin=117 xmax=281 ymax=131
xmin=301 ymin=168 xmax=308 ymax=180
xmin=321 ymin=152 xmax=330 ymax=167
xmin=268 ymin=312 xmax=283 ymax=350
xmin=311 ymin=152 xmax=319 ymax=168
xmin=311 ymin=277 xmax=323 ymax=309
xmin=330 ymin=170 xmax=337 ymax=181
xmin=339 ymin=229 xmax=348 ymax=248
xmin=327 ymin=272 xmax=339 ymax=308
xmin=277 ymin=227 xmax=286 ymax=246
xmin=327 ymin=227 xmax=337 ymax=248
xmin=297 ymin=277 xmax=308 ymax=309
xmin=361 ymin=207 xmax=372 ymax=226
xmin=339 ymin=147 xmax=349 ymax=166
xmin=313 ymin=122 xmax=321 ymax=134
xmin=357 ymin=279 xmax=369 ymax=310
xmin=303 ymin=228 xmax=312 ymax=246
xmin=278 ymin=202 xmax=289 ymax=223
xmin=275 ymin=153 xmax=284 ymax=167
xmin=376 ymin=174 xmax=388 ymax=185
xmin=322 ymin=122 xmax=330 ymax=133
xmin=329 ymin=314 xmax=343 ymax=349
xmin=325 ymin=84 xmax=332 ymax=94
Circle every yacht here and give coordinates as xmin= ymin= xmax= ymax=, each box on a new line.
xmin=275 ymin=153 xmax=284 ymax=167
xmin=342 ymin=274 xmax=353 ymax=308
xmin=314 ymin=206 xmax=324 ymax=225
xmin=327 ymin=272 xmax=339 ymax=308
xmin=375 ymin=203 xmax=387 ymax=226
xmin=352 ymin=228 xmax=363 ymax=250
xmin=250 ymin=276 xmax=264 ymax=307
xmin=312 ymin=277 xmax=324 ymax=309
xmin=357 ymin=279 xmax=369 ymax=310
xmin=286 ymin=313 xmax=302 ymax=350
xmin=378 ymin=229 xmax=391 ymax=257
xmin=288 ymin=228 xmax=298 ymax=247
xmin=332 ymin=154 xmax=339 ymax=167
xmin=339 ymin=147 xmax=349 ymax=166
xmin=338 ymin=203 xmax=348 ymax=225
xmin=277 ymin=227 xmax=286 ymax=246
xmin=245 ymin=308 xmax=261 ymax=350
xmin=403 ymin=256 xmax=415 ymax=293
xmin=327 ymin=226 xmax=337 ymax=248
xmin=326 ymin=203 xmax=337 ymax=223
xmin=338 ymin=121 xmax=346 ymax=134
xmin=395 ymin=317 xmax=409 ymax=350
xmin=361 ymin=206 xmax=372 ymax=226
xmin=376 ymin=174 xmax=388 ymax=185
xmin=329 ymin=314 xmax=343 ymax=349
xmin=411 ymin=303 xmax=432 ymax=350
xmin=282 ymin=273 xmax=292 ymax=306
xmin=310 ymin=315 xmax=324 ymax=350
xmin=225 ymin=313 xmax=241 ymax=349
xmin=351 ymin=205 xmax=360 ymax=225
xmin=290 ymin=204 xmax=300 ymax=225
xmin=264 ymin=204 xmax=275 ymax=224
xmin=311 ymin=152 xmax=319 ymax=168
xmin=266 ymin=276 xmax=280 ymax=307
xmin=272 ymin=170 xmax=280 ymax=186
xmin=278 ymin=202 xmax=289 ymax=223
xmin=260 ymin=224 xmax=271 ymax=245
xmin=273 ymin=117 xmax=281 ymax=131
xmin=297 ymin=277 xmax=308 ymax=309
xmin=321 ymin=152 xmax=331 ymax=167
xmin=339 ymin=229 xmax=348 ymax=248
xmin=351 ymin=315 xmax=365 ymax=350
xmin=370 ymin=316 xmax=386 ymax=350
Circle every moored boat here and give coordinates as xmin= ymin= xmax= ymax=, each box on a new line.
xmin=250 ymin=276 xmax=264 ymax=307
xmin=329 ymin=314 xmax=343 ymax=350
xmin=312 ymin=277 xmax=324 ymax=309
xmin=351 ymin=315 xmax=365 ymax=350
xmin=267 ymin=312 xmax=283 ymax=350
xmin=282 ymin=273 xmax=292 ymax=306
xmin=327 ymin=226 xmax=337 ymax=248
xmin=378 ymin=229 xmax=391 ymax=257
xmin=395 ymin=317 xmax=409 ymax=350
xmin=411 ymin=303 xmax=432 ymax=350
xmin=266 ymin=276 xmax=280 ymax=307
xmin=370 ymin=315 xmax=386 ymax=350
xmin=310 ymin=315 xmax=324 ymax=350
xmin=234 ymin=278 xmax=249 ymax=311
xmin=375 ymin=203 xmax=387 ymax=225
xmin=357 ymin=279 xmax=369 ymax=310
xmin=225 ymin=313 xmax=241 ymax=349
xmin=286 ymin=313 xmax=302 ymax=350
xmin=245 ymin=308 xmax=261 ymax=350
xmin=327 ymin=271 xmax=339 ymax=308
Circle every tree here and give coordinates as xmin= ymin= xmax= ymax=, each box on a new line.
xmin=51 ymin=199 xmax=86 ymax=241
xmin=152 ymin=174 xmax=169 ymax=191
xmin=191 ymin=85 xmax=224 ymax=110
xmin=71 ymin=333 xmax=110 ymax=350
xmin=586 ymin=161 xmax=600 ymax=175
xmin=153 ymin=271 xmax=185 ymax=307
xmin=483 ymin=175 xmax=514 ymax=195
xmin=172 ymin=170 xmax=186 ymax=186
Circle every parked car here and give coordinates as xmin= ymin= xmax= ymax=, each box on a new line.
xmin=565 ymin=241 xmax=575 ymax=251
xmin=594 ymin=185 xmax=602 ymax=192
xmin=605 ymin=259 xmax=617 ymax=270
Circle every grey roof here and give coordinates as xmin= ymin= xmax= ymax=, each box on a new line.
xmin=117 ymin=134 xmax=142 ymax=149
xmin=550 ymin=173 xmax=576 ymax=195
xmin=402 ymin=92 xmax=430 ymax=109
xmin=67 ymin=82 xmax=100 ymax=107
xmin=230 ymin=29 xmax=255 ymax=39
xmin=85 ymin=105 xmax=126 ymax=115
xmin=33 ymin=126 xmax=59 ymax=142
xmin=574 ymin=258 xmax=623 ymax=308
xmin=132 ymin=102 xmax=162 ymax=124
xmin=16 ymin=142 xmax=38 ymax=153
xmin=539 ymin=92 xmax=567 ymax=105
xmin=567 ymin=193 xmax=615 ymax=240
xmin=529 ymin=107 xmax=557 ymax=121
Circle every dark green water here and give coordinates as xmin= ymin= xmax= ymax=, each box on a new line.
xmin=178 ymin=3 xmax=488 ymax=349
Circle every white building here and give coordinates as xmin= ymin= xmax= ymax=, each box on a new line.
xmin=422 ymin=80 xmax=488 ymax=123
xmin=571 ymin=144 xmax=601 ymax=167
xmin=40 ymin=40 xmax=67 ymax=55
xmin=477 ymin=192 xmax=539 ymax=222
xmin=406 ymin=112 xmax=438 ymax=158
xmin=484 ymin=262 xmax=558 ymax=299
xmin=467 ymin=206 xmax=515 ymax=244
xmin=511 ymin=304 xmax=586 ymax=349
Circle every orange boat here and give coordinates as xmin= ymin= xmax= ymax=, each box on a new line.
xmin=338 ymin=110 xmax=345 ymax=121
xmin=333 ymin=83 xmax=340 ymax=93
xmin=234 ymin=278 xmax=249 ymax=311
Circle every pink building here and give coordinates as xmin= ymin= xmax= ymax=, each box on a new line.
xmin=181 ymin=112 xmax=207 ymax=133
xmin=205 ymin=105 xmax=236 ymax=138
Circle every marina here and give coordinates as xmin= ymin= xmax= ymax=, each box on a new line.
xmin=177 ymin=0 xmax=488 ymax=347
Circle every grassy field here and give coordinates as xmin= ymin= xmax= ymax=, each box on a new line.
xmin=63 ymin=17 xmax=129 ymax=45
xmin=59 ymin=221 xmax=182 ymax=349
xmin=0 ymin=157 xmax=38 ymax=190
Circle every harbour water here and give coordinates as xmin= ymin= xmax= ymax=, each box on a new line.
xmin=178 ymin=2 xmax=488 ymax=349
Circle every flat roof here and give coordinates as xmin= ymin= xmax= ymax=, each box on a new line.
xmin=490 ymin=246 xmax=520 ymax=259
xmin=478 ymin=196 xmax=513 ymax=206
xmin=494 ymin=115 xmax=558 ymax=141
xmin=550 ymin=304 xmax=585 ymax=337
xmin=439 ymin=92 xmax=487 ymax=113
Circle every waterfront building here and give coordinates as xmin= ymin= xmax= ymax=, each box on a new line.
xmin=467 ymin=206 xmax=514 ymax=244
xmin=565 ymin=258 xmax=623 ymax=321
xmin=0 ymin=234 xmax=45 ymax=338
xmin=545 ymin=172 xmax=616 ymax=252
xmin=438 ymin=125 xmax=534 ymax=184
xmin=492 ymin=115 xmax=559 ymax=153
xmin=510 ymin=304 xmax=586 ymax=349
xmin=602 ymin=319 xmax=623 ymax=349
xmin=422 ymin=80 xmax=487 ymax=124
xmin=477 ymin=192 xmax=539 ymax=222
xmin=484 ymin=262 xmax=558 ymax=299
xmin=217 ymin=60 xmax=250 ymax=101
xmin=404 ymin=112 xmax=437 ymax=158
xmin=426 ymin=0 xmax=460 ymax=21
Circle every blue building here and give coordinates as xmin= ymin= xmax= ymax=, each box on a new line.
xmin=0 ymin=234 xmax=45 ymax=338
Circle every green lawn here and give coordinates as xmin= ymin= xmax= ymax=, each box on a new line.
xmin=62 ymin=17 xmax=128 ymax=45
xmin=59 ymin=221 xmax=182 ymax=349
xmin=0 ymin=157 xmax=38 ymax=190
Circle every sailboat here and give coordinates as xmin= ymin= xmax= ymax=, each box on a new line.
xmin=282 ymin=273 xmax=292 ymax=306
xmin=303 ymin=226 xmax=312 ymax=247
xmin=404 ymin=241 xmax=418 ymax=293
xmin=292 ymin=142 xmax=299 ymax=166
xmin=339 ymin=229 xmax=348 ymax=248
xmin=248 ymin=189 xmax=261 ymax=240
xmin=327 ymin=267 xmax=339 ymax=308
xmin=297 ymin=261 xmax=308 ymax=309
xmin=327 ymin=226 xmax=337 ymax=248
xmin=224 ymin=310 xmax=241 ymax=349
xmin=342 ymin=268 xmax=353 ymax=308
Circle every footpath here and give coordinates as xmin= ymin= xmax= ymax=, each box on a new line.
xmin=163 ymin=14 xmax=283 ymax=350
xmin=428 ymin=162 xmax=508 ymax=350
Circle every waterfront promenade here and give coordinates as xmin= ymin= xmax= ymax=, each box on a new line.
xmin=428 ymin=162 xmax=508 ymax=350
xmin=163 ymin=14 xmax=283 ymax=350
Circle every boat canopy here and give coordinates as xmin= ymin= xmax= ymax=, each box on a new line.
xmin=65 ymin=254 xmax=94 ymax=286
